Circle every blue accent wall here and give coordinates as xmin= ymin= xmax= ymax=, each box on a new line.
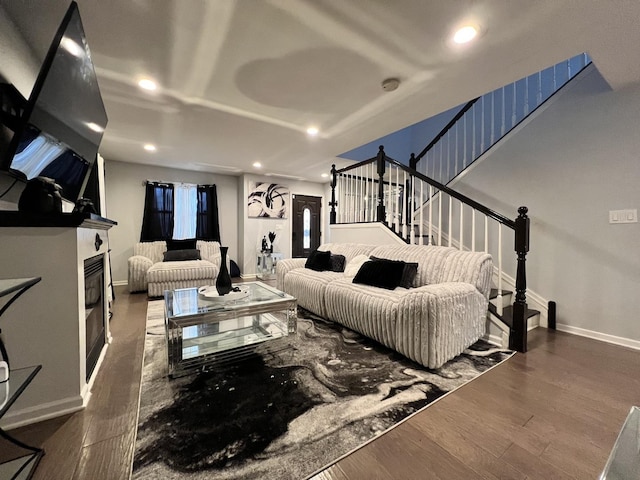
xmin=338 ymin=104 xmax=463 ymax=164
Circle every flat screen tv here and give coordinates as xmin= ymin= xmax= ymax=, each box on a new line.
xmin=1 ymin=1 xmax=107 ymax=205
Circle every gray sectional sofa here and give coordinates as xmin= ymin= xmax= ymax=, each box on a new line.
xmin=276 ymin=243 xmax=493 ymax=369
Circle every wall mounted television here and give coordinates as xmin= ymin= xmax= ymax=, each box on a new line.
xmin=1 ymin=1 xmax=107 ymax=205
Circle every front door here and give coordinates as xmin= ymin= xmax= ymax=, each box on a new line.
xmin=292 ymin=195 xmax=321 ymax=258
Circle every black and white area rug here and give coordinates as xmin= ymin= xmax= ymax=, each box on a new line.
xmin=133 ymin=301 xmax=513 ymax=480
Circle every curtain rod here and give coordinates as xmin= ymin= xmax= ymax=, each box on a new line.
xmin=141 ymin=180 xmax=217 ymax=187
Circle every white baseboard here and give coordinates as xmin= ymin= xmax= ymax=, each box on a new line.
xmin=1 ymin=395 xmax=85 ymax=430
xmin=113 ymin=280 xmax=128 ymax=287
xmin=557 ymin=323 xmax=640 ymax=351
xmin=483 ymin=333 xmax=503 ymax=347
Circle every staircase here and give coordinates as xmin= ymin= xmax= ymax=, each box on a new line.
xmin=329 ymin=54 xmax=593 ymax=352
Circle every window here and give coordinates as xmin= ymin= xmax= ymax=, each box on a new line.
xmin=173 ymin=184 xmax=197 ymax=239
xmin=140 ymin=182 xmax=220 ymax=242
xmin=303 ymin=207 xmax=311 ymax=249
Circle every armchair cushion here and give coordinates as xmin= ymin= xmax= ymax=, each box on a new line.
xmin=163 ymin=249 xmax=201 ymax=262
xmin=166 ymin=238 xmax=197 ymax=251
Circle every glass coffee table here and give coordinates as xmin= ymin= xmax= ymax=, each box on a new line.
xmin=164 ymin=281 xmax=297 ymax=377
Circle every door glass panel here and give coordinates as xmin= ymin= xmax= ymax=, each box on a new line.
xmin=303 ymin=208 xmax=311 ymax=249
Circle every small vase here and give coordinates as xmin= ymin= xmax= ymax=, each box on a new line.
xmin=216 ymin=246 xmax=232 ymax=295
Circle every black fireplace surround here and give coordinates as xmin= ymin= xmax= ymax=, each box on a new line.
xmin=84 ymin=254 xmax=105 ymax=382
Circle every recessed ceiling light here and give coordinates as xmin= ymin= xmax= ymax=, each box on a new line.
xmin=306 ymin=127 xmax=319 ymax=136
xmin=453 ymin=26 xmax=478 ymax=44
xmin=144 ymin=144 xmax=157 ymax=152
xmin=138 ymin=78 xmax=158 ymax=91
xmin=253 ymin=162 xmax=262 ymax=168
xmin=321 ymin=173 xmax=329 ymax=178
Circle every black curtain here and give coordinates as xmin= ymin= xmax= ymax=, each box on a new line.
xmin=140 ymin=182 xmax=174 ymax=241
xmin=196 ymin=184 xmax=220 ymax=241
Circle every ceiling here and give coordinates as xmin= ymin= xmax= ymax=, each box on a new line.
xmin=3 ymin=0 xmax=640 ymax=183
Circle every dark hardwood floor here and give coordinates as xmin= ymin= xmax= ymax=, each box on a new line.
xmin=3 ymin=285 xmax=639 ymax=479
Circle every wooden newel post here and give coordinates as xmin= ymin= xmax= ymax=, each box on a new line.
xmin=512 ymin=206 xmax=530 ymax=352
xmin=409 ymin=153 xmax=417 ymax=170
xmin=376 ymin=146 xmax=386 ymax=223
xmin=329 ymin=164 xmax=337 ymax=225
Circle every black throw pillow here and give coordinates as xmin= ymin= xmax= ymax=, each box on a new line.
xmin=305 ymin=250 xmax=332 ymax=272
xmin=352 ymin=259 xmax=405 ymax=290
xmin=370 ymin=256 xmax=419 ymax=289
xmin=330 ymin=254 xmax=346 ymax=272
xmin=399 ymin=262 xmax=418 ymax=288
xmin=163 ymin=249 xmax=201 ymax=262
xmin=166 ymin=238 xmax=197 ymax=251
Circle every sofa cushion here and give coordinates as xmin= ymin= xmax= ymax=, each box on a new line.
xmin=353 ymin=259 xmax=405 ymax=290
xmin=305 ymin=249 xmax=332 ymax=271
xmin=343 ymin=254 xmax=370 ymax=278
xmin=167 ymin=238 xmax=197 ymax=251
xmin=399 ymin=262 xmax=418 ymax=288
xmin=329 ymin=254 xmax=346 ymax=272
xmin=370 ymin=255 xmax=418 ymax=289
xmin=163 ymin=249 xmax=201 ymax=262
xmin=317 ymin=243 xmax=378 ymax=263
xmin=325 ymin=278 xmax=404 ymax=350
xmin=283 ymin=268 xmax=344 ymax=318
xmin=369 ymin=244 xmax=456 ymax=287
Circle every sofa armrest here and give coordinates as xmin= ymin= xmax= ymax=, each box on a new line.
xmin=276 ymin=258 xmax=307 ymax=290
xmin=128 ymin=255 xmax=153 ymax=293
xmin=397 ymin=282 xmax=488 ymax=368
xmin=197 ymin=241 xmax=222 ymax=269
xmin=202 ymin=252 xmax=222 ymax=270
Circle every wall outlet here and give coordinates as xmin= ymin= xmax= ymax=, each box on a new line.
xmin=609 ymin=209 xmax=638 ymax=224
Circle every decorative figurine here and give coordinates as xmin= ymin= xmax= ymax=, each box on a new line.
xmin=268 ymin=231 xmax=276 ymax=253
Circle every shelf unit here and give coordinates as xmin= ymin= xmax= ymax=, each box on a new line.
xmin=0 ymin=278 xmax=44 ymax=480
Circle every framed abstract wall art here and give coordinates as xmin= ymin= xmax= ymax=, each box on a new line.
xmin=247 ymin=183 xmax=289 ymax=218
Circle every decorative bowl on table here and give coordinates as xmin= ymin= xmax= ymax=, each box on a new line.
xmin=197 ymin=285 xmax=249 ymax=303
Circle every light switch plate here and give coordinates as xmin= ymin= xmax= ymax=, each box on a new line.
xmin=609 ymin=209 xmax=638 ymax=224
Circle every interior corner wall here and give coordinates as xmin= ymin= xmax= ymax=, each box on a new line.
xmin=104 ymin=160 xmax=238 ymax=284
xmin=0 ymin=5 xmax=39 ymax=98
xmin=453 ymin=66 xmax=640 ymax=342
xmin=240 ymin=174 xmax=327 ymax=277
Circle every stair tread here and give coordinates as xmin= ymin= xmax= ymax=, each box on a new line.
xmin=488 ymin=303 xmax=539 ymax=328
xmin=489 ymin=288 xmax=513 ymax=299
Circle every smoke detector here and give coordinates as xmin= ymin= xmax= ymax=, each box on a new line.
xmin=381 ymin=78 xmax=400 ymax=92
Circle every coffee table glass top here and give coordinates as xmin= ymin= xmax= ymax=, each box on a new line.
xmin=600 ymin=406 xmax=640 ymax=479
xmin=166 ymin=281 xmax=294 ymax=321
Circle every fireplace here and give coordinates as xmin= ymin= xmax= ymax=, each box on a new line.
xmin=84 ymin=254 xmax=105 ymax=382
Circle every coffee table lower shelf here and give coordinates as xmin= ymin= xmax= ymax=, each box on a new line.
xmin=168 ymin=312 xmax=294 ymax=377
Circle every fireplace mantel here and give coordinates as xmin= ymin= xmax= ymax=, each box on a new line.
xmin=0 ymin=211 xmax=116 ymax=230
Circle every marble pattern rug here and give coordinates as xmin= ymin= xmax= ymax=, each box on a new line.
xmin=133 ymin=301 xmax=513 ymax=480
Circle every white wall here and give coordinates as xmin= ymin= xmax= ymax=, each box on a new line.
xmin=329 ymin=223 xmax=405 ymax=245
xmin=240 ymin=174 xmax=327 ymax=276
xmin=0 ymin=4 xmax=38 ymax=97
xmin=104 ymin=160 xmax=238 ymax=284
xmin=454 ymin=66 xmax=640 ymax=343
